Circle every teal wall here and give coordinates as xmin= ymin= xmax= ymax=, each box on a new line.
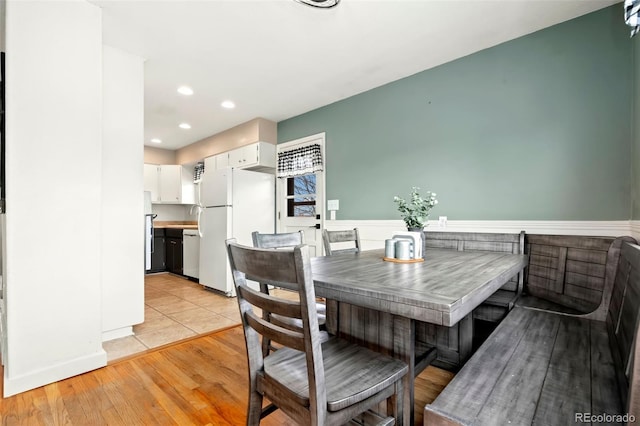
xmin=278 ymin=6 xmax=632 ymax=221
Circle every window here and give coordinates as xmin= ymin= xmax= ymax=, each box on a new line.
xmin=286 ymin=174 xmax=316 ymax=217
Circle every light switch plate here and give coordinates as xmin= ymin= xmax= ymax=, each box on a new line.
xmin=327 ymin=199 xmax=340 ymax=211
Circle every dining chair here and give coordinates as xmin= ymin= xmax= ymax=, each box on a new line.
xmin=322 ymin=228 xmax=361 ymax=256
xmin=226 ymin=239 xmax=408 ymax=425
xmin=251 ymin=231 xmax=327 ymax=355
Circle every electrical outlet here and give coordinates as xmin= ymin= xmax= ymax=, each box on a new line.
xmin=327 ymin=199 xmax=339 ymax=211
xmin=438 ymin=216 xmax=448 ymax=227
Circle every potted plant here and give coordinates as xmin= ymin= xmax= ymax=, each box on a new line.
xmin=393 ymin=186 xmax=438 ymax=231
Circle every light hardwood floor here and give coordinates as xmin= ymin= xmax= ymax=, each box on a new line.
xmin=1 ymin=274 xmax=454 ymax=425
xmin=0 ymin=326 xmax=453 ymax=425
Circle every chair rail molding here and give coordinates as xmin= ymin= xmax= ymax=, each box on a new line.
xmin=325 ymin=220 xmax=636 ymax=250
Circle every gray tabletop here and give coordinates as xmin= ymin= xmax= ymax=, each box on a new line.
xmin=311 ymin=248 xmax=528 ymax=327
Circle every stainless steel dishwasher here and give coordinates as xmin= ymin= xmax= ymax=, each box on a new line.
xmin=183 ymin=229 xmax=200 ymax=279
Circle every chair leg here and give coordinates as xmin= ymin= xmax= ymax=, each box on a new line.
xmin=247 ymin=390 xmax=263 ymax=426
xmin=387 ymin=380 xmax=403 ymax=426
xmin=398 ymin=380 xmax=404 ymax=425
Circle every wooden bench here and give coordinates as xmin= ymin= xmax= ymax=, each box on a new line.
xmin=424 ymin=241 xmax=640 ymax=425
xmin=417 ymin=231 xmax=525 ymax=369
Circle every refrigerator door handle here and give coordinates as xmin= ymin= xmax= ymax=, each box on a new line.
xmin=197 ymin=207 xmax=203 ymax=238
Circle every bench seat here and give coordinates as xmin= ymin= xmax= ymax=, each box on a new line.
xmin=424 ymin=307 xmax=621 ymax=425
xmin=515 ymin=293 xmax=584 ymax=315
xmin=425 ymin=242 xmax=640 ymax=426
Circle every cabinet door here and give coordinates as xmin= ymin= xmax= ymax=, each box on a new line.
xmin=229 ymin=143 xmax=258 ymax=168
xmin=179 ymin=166 xmax=195 ymax=205
xmin=159 ymin=165 xmax=181 ymax=203
xmin=150 ymin=235 xmax=166 ymax=272
xmin=175 ymin=239 xmax=183 ymax=274
xmin=204 ymin=153 xmax=229 ymax=172
xmin=242 ymin=144 xmax=259 ymax=167
xmin=228 ymin=146 xmax=245 ymax=168
xmin=257 ymin=142 xmax=276 ymax=169
xmin=215 ymin=153 xmax=230 ymax=169
xmin=204 ymin=155 xmax=217 ymax=172
xmin=166 ymin=237 xmax=183 ymax=275
xmin=144 ymin=164 xmax=160 ymax=202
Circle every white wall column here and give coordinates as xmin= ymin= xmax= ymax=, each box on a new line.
xmin=4 ymin=0 xmax=106 ymax=395
xmin=101 ymin=46 xmax=145 ymax=341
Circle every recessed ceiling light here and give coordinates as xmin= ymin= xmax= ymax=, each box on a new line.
xmin=177 ymin=86 xmax=194 ymax=96
xmin=179 ymin=123 xmax=191 ymax=129
xmin=295 ymin=0 xmax=340 ymax=8
xmin=150 ymin=138 xmax=162 ymax=144
xmin=221 ymin=100 xmax=235 ymax=109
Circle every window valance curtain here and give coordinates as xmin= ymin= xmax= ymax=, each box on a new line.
xmin=626 ymin=0 xmax=640 ymax=37
xmin=194 ymin=162 xmax=204 ymax=182
xmin=277 ymin=144 xmax=323 ymax=178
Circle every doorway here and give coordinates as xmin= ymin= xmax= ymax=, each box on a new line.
xmin=276 ymin=133 xmax=326 ymax=256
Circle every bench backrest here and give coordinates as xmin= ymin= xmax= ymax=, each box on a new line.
xmin=425 ymin=231 xmax=525 ymax=293
xmin=607 ymin=242 xmax=640 ymax=418
xmin=526 ymin=235 xmax=636 ymax=320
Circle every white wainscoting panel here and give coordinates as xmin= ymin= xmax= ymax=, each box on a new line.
xmin=631 ymin=221 xmax=640 ymax=241
xmin=325 ymin=220 xmax=636 ymax=251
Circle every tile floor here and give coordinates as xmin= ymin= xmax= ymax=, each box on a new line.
xmin=103 ymin=273 xmax=243 ymax=361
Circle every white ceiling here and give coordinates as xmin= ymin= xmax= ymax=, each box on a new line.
xmin=91 ymin=0 xmax=619 ymax=150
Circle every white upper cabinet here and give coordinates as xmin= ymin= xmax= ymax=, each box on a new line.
xmin=144 ymin=164 xmax=194 ymax=204
xmin=202 ymin=142 xmax=275 ymax=174
xmin=204 ymin=152 xmax=230 ymax=172
xmin=144 ymin=164 xmax=160 ymax=202
xmin=158 ymin=165 xmax=181 ymax=203
xmin=228 ymin=144 xmax=252 ymax=168
xmin=228 ymin=142 xmax=276 ymax=172
xmin=216 ymin=152 xmax=230 ymax=170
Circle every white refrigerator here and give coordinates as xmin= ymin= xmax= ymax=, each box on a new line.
xmin=198 ymin=168 xmax=275 ymax=296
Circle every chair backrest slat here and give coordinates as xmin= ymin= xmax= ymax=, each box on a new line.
xmin=229 ymin=244 xmax=299 ymax=285
xmin=244 ymin=310 xmax=306 ymax=352
xmin=237 ymin=285 xmax=303 ymax=320
xmin=252 ymin=231 xmax=304 ymax=249
xmin=323 ymin=228 xmax=361 ymax=256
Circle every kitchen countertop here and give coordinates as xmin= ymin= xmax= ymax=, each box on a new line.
xmin=154 ymin=221 xmax=198 ymax=230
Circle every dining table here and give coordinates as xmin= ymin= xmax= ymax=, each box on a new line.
xmin=309 ymin=247 xmax=528 ymax=426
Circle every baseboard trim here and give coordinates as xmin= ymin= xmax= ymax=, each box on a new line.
xmin=3 ymin=350 xmax=107 ymax=397
xmin=325 ymin=220 xmax=636 ymax=249
xmin=102 ymin=326 xmax=134 ymax=342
